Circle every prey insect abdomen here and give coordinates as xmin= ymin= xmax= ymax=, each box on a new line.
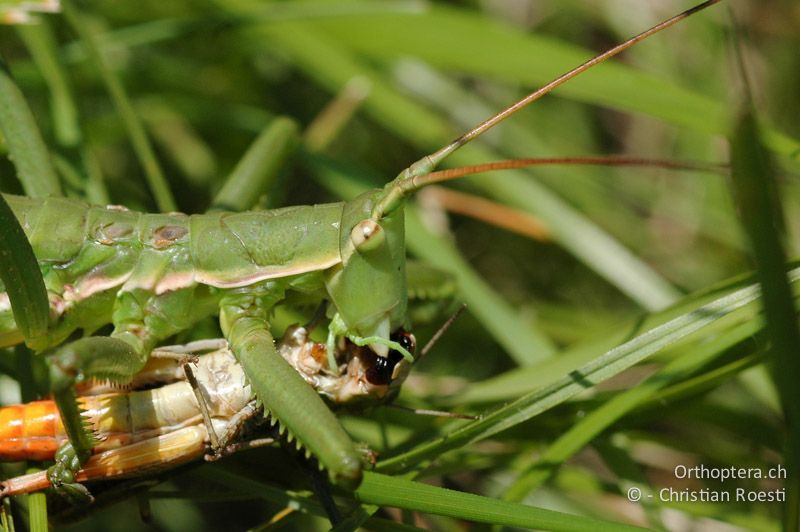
xmin=0 ymin=401 xmax=67 ymax=461
xmin=0 ymin=348 xmax=252 ymax=462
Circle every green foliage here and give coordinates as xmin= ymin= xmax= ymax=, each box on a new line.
xmin=729 ymin=99 xmax=800 ymax=530
xmin=0 ymin=1 xmax=798 ymax=530
xmin=0 ymin=194 xmax=49 ymax=348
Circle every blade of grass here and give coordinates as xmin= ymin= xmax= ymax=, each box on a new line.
xmin=354 ymin=471 xmax=647 ymax=531
xmin=457 ymin=156 xmax=681 ymax=311
xmin=9 ymin=23 xmax=90 ymax=220
xmin=24 ymin=469 xmax=46 ymax=532
xmin=0 ymin=60 xmax=61 ymax=197
xmin=174 ymin=465 xmax=326 ymax=517
xmin=62 ymin=16 xmax=208 ymax=64
xmin=395 ymin=60 xmax=742 ymax=255
xmin=61 ymin=0 xmax=176 ymax=212
xmin=729 ymin=103 xmax=800 ymax=531
xmin=442 ymin=258 xmax=788 ymax=406
xmin=52 ymin=2 xmax=800 ymax=160
xmin=289 ymin=3 xmax=799 ymax=159
xmin=304 ymin=76 xmax=372 ymax=153
xmin=406 ymin=205 xmax=558 ymax=364
xmin=640 ymin=349 xmax=765 ymax=412
xmin=12 ymin=342 xmax=47 ymax=530
xmin=593 ymin=439 xmax=666 ymax=531
xmin=419 ymin=186 xmax=550 ymax=242
xmin=200 ymin=464 xmax=640 ymax=532
xmin=376 ymin=269 xmax=798 ymax=474
xmin=16 ymin=20 xmax=81 ymax=148
xmin=80 ymin=148 xmax=110 ymax=205
xmin=502 ymin=316 xmax=762 ymax=501
xmin=137 ymin=97 xmax=217 ymax=187
xmin=0 ymin=497 xmax=13 ymax=532
xmin=0 ymin=195 xmax=49 ymax=348
xmin=211 ymin=117 xmax=299 ymax=212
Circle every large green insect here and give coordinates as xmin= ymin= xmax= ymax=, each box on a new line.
xmin=0 ymin=187 xmax=415 ymax=490
xmin=0 ymin=0 xmax=721 ymax=497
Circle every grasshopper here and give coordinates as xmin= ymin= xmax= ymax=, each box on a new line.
xmin=0 ymin=0 xmax=722 ymax=500
xmin=0 ymin=330 xmax=397 ymax=498
xmin=0 ymin=345 xmax=257 ymax=497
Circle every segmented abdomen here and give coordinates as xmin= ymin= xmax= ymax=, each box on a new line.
xmin=0 ymin=348 xmax=251 ymax=462
xmin=0 ymin=425 xmax=209 ymax=497
xmin=0 ymin=401 xmax=65 ymax=461
xmin=0 ymin=395 xmax=176 ymax=462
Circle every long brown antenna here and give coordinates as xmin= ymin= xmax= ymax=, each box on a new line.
xmin=373 ymin=0 xmax=723 ymax=218
xmin=411 ymin=0 xmax=723 ymax=175
xmin=405 ymin=156 xmax=728 ymax=191
xmin=420 ymin=303 xmax=467 ymax=360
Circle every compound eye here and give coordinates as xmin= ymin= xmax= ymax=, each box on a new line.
xmin=365 ymin=329 xmax=416 ymax=385
xmin=391 ymin=329 xmax=416 ymax=358
xmin=365 ymin=355 xmax=394 ymax=386
xmin=350 ymin=220 xmax=384 ymax=252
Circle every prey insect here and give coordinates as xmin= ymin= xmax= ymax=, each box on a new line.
xmin=0 ymin=344 xmax=256 ymax=499
xmin=0 ymin=0 xmax=721 ymax=502
xmin=0 ymin=326 xmax=408 ymax=498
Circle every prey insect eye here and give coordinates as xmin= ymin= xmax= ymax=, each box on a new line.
xmin=365 ymin=355 xmax=395 ymax=386
xmin=391 ymin=329 xmax=416 ymax=357
xmin=350 ymin=219 xmax=384 ymax=252
xmin=364 ymin=329 xmax=416 ymax=386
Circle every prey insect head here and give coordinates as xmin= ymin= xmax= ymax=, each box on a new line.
xmin=365 ymin=329 xmax=416 ymax=386
xmin=278 ymin=326 xmax=416 ymax=405
xmin=335 ymin=327 xmax=416 ymax=405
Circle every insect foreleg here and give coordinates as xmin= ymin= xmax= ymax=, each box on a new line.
xmin=219 ymin=288 xmax=363 ymax=489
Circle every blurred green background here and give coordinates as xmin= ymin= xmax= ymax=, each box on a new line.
xmin=1 ymin=0 xmax=799 ymax=530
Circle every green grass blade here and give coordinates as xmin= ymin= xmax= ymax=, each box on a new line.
xmin=24 ymin=470 xmax=47 ymax=532
xmin=443 ymin=268 xmax=769 ymax=405
xmin=16 ymin=20 xmax=81 ymax=148
xmin=188 ymin=465 xmax=327 ymax=517
xmin=405 ymin=206 xmax=557 ymax=363
xmin=591 ymin=440 xmax=664 ymax=530
xmin=0 ymin=497 xmax=14 ymax=532
xmin=81 ymin=148 xmax=110 ymax=205
xmin=354 ymin=472 xmax=646 ymax=531
xmin=0 ymin=60 xmax=61 ymax=197
xmin=377 ymin=270 xmax=792 ymax=474
xmin=211 ymin=117 xmax=299 ymax=212
xmin=61 ymin=0 xmax=176 ymax=212
xmin=729 ymin=106 xmax=800 ymax=531
xmin=59 ymin=2 xmax=799 ymax=159
xmin=0 ymin=194 xmax=49 ymax=348
xmin=641 ymin=349 xmax=765 ymax=411
xmin=137 ymin=98 xmax=217 ymax=188
xmin=502 ymin=316 xmax=763 ymax=501
xmin=453 ymin=153 xmax=681 ymax=311
xmin=292 ymin=4 xmax=799 ymax=158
